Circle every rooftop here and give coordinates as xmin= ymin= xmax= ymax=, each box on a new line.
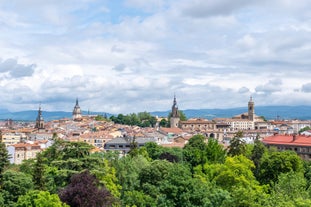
xmin=263 ymin=134 xmax=311 ymax=147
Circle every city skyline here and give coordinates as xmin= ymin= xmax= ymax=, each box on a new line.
xmin=0 ymin=1 xmax=310 ymax=113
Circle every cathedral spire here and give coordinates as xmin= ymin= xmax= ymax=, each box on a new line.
xmin=35 ymin=104 xmax=45 ymax=130
xmin=170 ymin=94 xmax=180 ymax=128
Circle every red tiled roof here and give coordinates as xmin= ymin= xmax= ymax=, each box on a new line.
xmin=160 ymin=127 xmax=183 ymax=134
xmin=263 ymin=134 xmax=311 ymax=146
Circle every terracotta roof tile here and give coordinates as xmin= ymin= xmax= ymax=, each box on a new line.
xmin=263 ymin=134 xmax=311 ymax=146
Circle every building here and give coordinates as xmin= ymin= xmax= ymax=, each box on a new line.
xmin=104 ymin=136 xmax=156 ymax=155
xmin=11 ymin=142 xmax=41 ymax=164
xmin=170 ymin=95 xmax=180 ymax=128
xmin=73 ymin=98 xmax=82 ymax=121
xmin=35 ymin=105 xmax=45 ymax=131
xmin=0 ymin=131 xmax=22 ymax=146
xmin=262 ymin=134 xmax=311 ymax=160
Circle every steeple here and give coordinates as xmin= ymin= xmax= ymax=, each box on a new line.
xmin=171 ymin=94 xmax=179 ymax=118
xmin=170 ymin=94 xmax=180 ymax=128
xmin=73 ymin=98 xmax=82 ymax=121
xmin=35 ymin=104 xmax=45 ymax=130
xmin=248 ymin=96 xmax=255 ymax=121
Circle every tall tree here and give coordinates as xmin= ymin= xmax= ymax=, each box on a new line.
xmin=0 ymin=141 xmax=10 ymax=180
xmin=227 ymin=131 xmax=246 ymax=157
xmin=205 ymin=138 xmax=226 ymax=164
xmin=183 ymin=134 xmax=208 ymax=169
xmin=33 ymin=153 xmax=46 ymax=190
xmin=58 ymin=170 xmax=115 ymax=207
xmin=251 ymin=135 xmax=267 ymax=178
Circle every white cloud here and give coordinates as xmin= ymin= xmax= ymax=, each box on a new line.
xmin=0 ymin=0 xmax=310 ymax=114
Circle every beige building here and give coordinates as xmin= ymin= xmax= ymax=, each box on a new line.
xmin=1 ymin=132 xmax=22 ymax=146
xmin=13 ymin=143 xmax=41 ymax=164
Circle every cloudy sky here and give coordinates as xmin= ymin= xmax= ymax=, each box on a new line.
xmin=0 ymin=0 xmax=310 ymax=113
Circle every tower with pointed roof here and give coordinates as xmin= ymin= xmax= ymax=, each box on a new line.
xmin=170 ymin=95 xmax=180 ymax=128
xmin=248 ymin=96 xmax=255 ymax=121
xmin=73 ymin=98 xmax=82 ymax=121
xmin=35 ymin=105 xmax=45 ymax=130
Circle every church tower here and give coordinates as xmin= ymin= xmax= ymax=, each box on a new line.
xmin=35 ymin=105 xmax=45 ymax=130
xmin=170 ymin=95 xmax=180 ymax=128
xmin=73 ymin=98 xmax=82 ymax=121
xmin=248 ymin=96 xmax=255 ymax=121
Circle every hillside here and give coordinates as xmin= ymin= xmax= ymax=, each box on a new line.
xmin=1 ymin=105 xmax=311 ymax=121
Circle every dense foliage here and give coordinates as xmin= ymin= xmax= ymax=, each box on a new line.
xmin=110 ymin=112 xmax=157 ymax=127
xmin=2 ymin=132 xmax=311 ymax=206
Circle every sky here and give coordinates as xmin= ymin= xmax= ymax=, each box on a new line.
xmin=0 ymin=0 xmax=310 ymax=114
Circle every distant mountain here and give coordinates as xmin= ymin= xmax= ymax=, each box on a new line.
xmin=0 ymin=110 xmax=112 ymax=122
xmin=151 ymin=105 xmax=311 ymax=121
xmin=1 ymin=105 xmax=311 ymax=121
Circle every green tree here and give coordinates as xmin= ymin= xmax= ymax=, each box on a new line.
xmin=144 ymin=142 xmax=164 ymax=160
xmin=122 ymin=190 xmax=156 ymax=207
xmin=33 ymin=153 xmax=46 ymax=190
xmin=205 ymin=138 xmax=226 ymax=164
xmin=159 ymin=118 xmax=168 ymax=127
xmin=16 ymin=190 xmax=68 ymax=207
xmin=251 ymin=136 xmax=267 ymax=179
xmin=94 ymin=115 xmax=106 ymax=121
xmin=113 ymin=155 xmax=150 ymax=195
xmin=1 ymin=170 xmax=34 ymax=206
xmin=0 ymin=142 xmax=10 ymax=180
xmin=183 ymin=134 xmax=208 ymax=169
xmin=299 ymin=126 xmax=311 ymax=134
xmin=196 ymin=155 xmax=267 ymax=206
xmin=261 ymin=171 xmax=311 ymax=207
xmin=227 ymin=131 xmax=246 ymax=157
xmin=258 ymin=150 xmax=303 ymax=185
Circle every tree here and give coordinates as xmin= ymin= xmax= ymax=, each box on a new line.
xmin=122 ymin=190 xmax=156 ymax=207
xmin=144 ymin=142 xmax=164 ymax=160
xmin=94 ymin=115 xmax=106 ymax=121
xmin=159 ymin=118 xmax=168 ymax=127
xmin=196 ymin=155 xmax=268 ymax=206
xmin=258 ymin=150 xmax=303 ymax=185
xmin=261 ymin=171 xmax=311 ymax=207
xmin=205 ymin=138 xmax=226 ymax=164
xmin=251 ymin=136 xmax=267 ymax=179
xmin=33 ymin=153 xmax=46 ymax=190
xmin=183 ymin=134 xmax=208 ymax=169
xmin=299 ymin=126 xmax=311 ymax=134
xmin=1 ymin=170 xmax=34 ymax=206
xmin=16 ymin=190 xmax=68 ymax=207
xmin=227 ymin=131 xmax=246 ymax=157
xmin=0 ymin=142 xmax=10 ymax=180
xmin=58 ymin=170 xmax=115 ymax=207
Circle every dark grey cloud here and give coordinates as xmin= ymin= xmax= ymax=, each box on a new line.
xmin=255 ymin=79 xmax=282 ymax=94
xmin=0 ymin=58 xmax=35 ymax=78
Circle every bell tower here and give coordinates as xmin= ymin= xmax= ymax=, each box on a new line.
xmin=73 ymin=98 xmax=82 ymax=121
xmin=170 ymin=94 xmax=180 ymax=128
xmin=35 ymin=105 xmax=45 ymax=130
xmin=248 ymin=96 xmax=255 ymax=121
